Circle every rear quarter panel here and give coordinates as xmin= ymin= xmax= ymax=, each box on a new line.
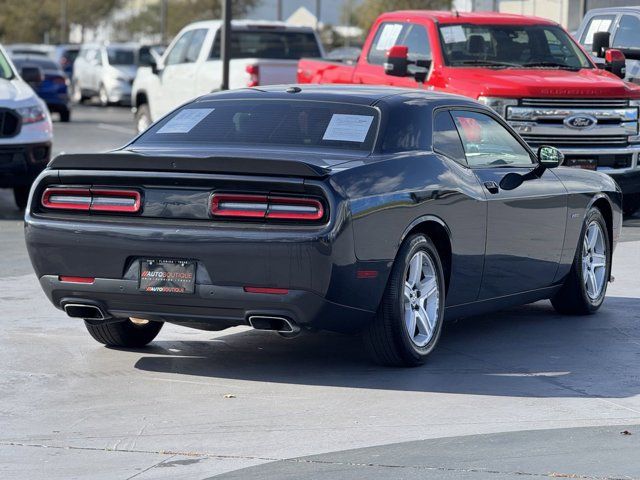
xmin=551 ymin=167 xmax=622 ymax=281
xmin=331 ymin=152 xmax=488 ymax=307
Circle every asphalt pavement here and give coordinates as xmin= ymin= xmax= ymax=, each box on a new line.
xmin=1 ymin=105 xmax=639 ymax=479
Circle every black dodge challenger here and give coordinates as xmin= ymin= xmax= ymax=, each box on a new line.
xmin=24 ymin=85 xmax=622 ymax=366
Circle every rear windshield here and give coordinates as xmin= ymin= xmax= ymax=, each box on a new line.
xmin=107 ymin=48 xmax=135 ymax=65
xmin=210 ymin=30 xmax=321 ymax=59
xmin=134 ymin=99 xmax=378 ymax=152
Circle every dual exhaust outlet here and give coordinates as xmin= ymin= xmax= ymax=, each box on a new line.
xmin=63 ymin=303 xmax=300 ymax=336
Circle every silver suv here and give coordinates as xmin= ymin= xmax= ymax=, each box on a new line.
xmin=72 ymin=43 xmax=139 ymax=106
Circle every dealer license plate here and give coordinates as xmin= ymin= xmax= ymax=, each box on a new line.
xmin=139 ymin=259 xmax=196 ymax=294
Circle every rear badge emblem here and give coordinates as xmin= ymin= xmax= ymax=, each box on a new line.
xmin=564 ymin=114 xmax=597 ymax=130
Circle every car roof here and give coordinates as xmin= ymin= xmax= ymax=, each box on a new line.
xmin=585 ymin=6 xmax=640 ymax=15
xmin=181 ymin=19 xmax=315 ymax=32
xmin=195 ymin=84 xmax=479 ymax=108
xmin=380 ymin=10 xmax=558 ymax=26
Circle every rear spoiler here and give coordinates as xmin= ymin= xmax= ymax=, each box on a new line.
xmin=49 ymin=152 xmax=331 ymax=178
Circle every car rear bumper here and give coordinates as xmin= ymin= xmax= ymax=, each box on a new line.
xmin=39 ymin=274 xmax=374 ymax=333
xmin=0 ymin=142 xmax=51 ymax=188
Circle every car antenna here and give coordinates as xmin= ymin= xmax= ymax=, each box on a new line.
xmin=286 ymin=86 xmax=302 ymax=93
xmin=454 ymin=9 xmax=460 ymax=17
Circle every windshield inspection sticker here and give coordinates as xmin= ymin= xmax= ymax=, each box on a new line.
xmin=323 ymin=114 xmax=374 ymax=143
xmin=441 ymin=25 xmax=467 ymax=44
xmin=376 ymin=23 xmax=403 ymax=50
xmin=157 ymin=108 xmax=214 ymax=134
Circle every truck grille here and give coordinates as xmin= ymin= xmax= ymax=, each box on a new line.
xmin=0 ymin=109 xmax=21 ymax=138
xmin=520 ymin=134 xmax=629 ymax=148
xmin=521 ymin=98 xmax=630 ymax=108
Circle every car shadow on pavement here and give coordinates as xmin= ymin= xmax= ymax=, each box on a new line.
xmin=133 ymin=296 xmax=640 ymax=398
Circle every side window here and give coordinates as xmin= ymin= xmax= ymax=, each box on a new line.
xmin=433 ymin=111 xmax=466 ymax=165
xmin=451 ymin=111 xmax=533 ymax=168
xmin=184 ymin=28 xmax=208 ymax=63
xmin=367 ymin=22 xmax=431 ymax=65
xmin=580 ymin=15 xmax=616 ymax=49
xmin=165 ymin=30 xmax=194 ymax=65
xmin=613 ymin=15 xmax=640 ymax=50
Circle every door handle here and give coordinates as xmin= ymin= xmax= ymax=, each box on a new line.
xmin=484 ymin=181 xmax=499 ymax=194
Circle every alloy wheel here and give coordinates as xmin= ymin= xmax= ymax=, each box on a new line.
xmin=403 ymin=251 xmax=440 ymax=347
xmin=582 ymin=221 xmax=607 ymax=299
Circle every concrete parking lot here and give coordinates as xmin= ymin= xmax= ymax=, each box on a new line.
xmin=1 ymin=105 xmax=639 ymax=479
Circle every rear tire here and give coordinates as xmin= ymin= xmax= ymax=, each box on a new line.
xmin=551 ymin=207 xmax=610 ymax=315
xmin=60 ymin=108 xmax=71 ymax=122
xmin=135 ymin=103 xmax=152 ymax=133
xmin=84 ymin=319 xmax=163 ymax=347
xmin=364 ymin=234 xmax=446 ymax=367
xmin=13 ymin=186 xmax=29 ymax=210
xmin=71 ymin=81 xmax=85 ymax=104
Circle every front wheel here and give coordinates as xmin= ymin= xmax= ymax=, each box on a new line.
xmin=363 ymin=234 xmax=446 ymax=367
xmin=135 ymin=103 xmax=152 ymax=134
xmin=551 ymin=207 xmax=610 ymax=315
xmin=84 ymin=318 xmax=163 ymax=347
xmin=13 ymin=186 xmax=30 ymax=210
xmin=98 ymin=84 xmax=109 ymax=107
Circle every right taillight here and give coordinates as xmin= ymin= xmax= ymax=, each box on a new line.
xmin=245 ymin=64 xmax=260 ymax=87
xmin=41 ymin=187 xmax=141 ymax=213
xmin=211 ymin=193 xmax=324 ymax=222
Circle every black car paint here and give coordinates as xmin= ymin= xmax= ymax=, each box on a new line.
xmin=24 ymin=85 xmax=622 ymax=334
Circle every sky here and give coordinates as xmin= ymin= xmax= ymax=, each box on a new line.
xmin=249 ymin=0 xmax=363 ymax=26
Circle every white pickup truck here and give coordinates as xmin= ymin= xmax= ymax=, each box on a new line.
xmin=131 ymin=20 xmax=324 ymax=133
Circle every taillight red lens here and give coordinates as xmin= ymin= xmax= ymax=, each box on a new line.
xmin=90 ymin=189 xmax=141 ymax=213
xmin=42 ymin=188 xmax=91 ymax=211
xmin=41 ymin=187 xmax=141 ymax=213
xmin=245 ymin=64 xmax=260 ymax=87
xmin=266 ymin=196 xmax=324 ymax=221
xmin=211 ymin=194 xmax=268 ymax=218
xmin=211 ymin=193 xmax=324 ymax=222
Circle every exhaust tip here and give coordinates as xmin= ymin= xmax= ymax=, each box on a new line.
xmin=248 ymin=315 xmax=300 ymax=335
xmin=63 ymin=303 xmax=106 ymax=320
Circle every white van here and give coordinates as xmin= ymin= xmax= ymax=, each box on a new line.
xmin=131 ymin=20 xmax=323 ymax=133
xmin=0 ymin=44 xmax=53 ymax=209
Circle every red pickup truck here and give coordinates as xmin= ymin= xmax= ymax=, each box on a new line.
xmin=298 ymin=11 xmax=640 ymax=215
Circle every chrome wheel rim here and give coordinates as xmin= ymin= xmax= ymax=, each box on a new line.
xmin=582 ymin=221 xmax=607 ymax=300
xmin=403 ymin=251 xmax=440 ymax=348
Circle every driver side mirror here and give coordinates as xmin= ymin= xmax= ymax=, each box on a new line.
xmin=20 ymin=66 xmax=44 ymax=85
xmin=592 ymin=31 xmax=611 ymax=58
xmin=151 ymin=58 xmax=163 ymax=75
xmin=384 ymin=45 xmax=409 ymax=77
xmin=605 ymin=48 xmax=626 ymax=78
xmin=384 ymin=45 xmax=431 ymax=83
xmin=538 ymin=145 xmax=564 ymax=168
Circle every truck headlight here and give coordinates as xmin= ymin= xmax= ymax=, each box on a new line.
xmin=477 ymin=97 xmax=518 ymax=118
xmin=629 ymin=100 xmax=640 ymax=141
xmin=16 ymin=104 xmax=47 ymax=124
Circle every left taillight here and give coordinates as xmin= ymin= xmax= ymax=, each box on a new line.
xmin=41 ymin=187 xmax=141 ymax=213
xmin=211 ymin=193 xmax=325 ymax=222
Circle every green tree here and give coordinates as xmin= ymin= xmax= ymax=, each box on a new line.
xmin=0 ymin=0 xmax=122 ymax=43
xmin=353 ymin=0 xmax=452 ymax=32
xmin=117 ymin=0 xmax=261 ymax=41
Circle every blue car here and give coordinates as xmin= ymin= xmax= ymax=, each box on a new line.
xmin=12 ymin=55 xmax=71 ymax=122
